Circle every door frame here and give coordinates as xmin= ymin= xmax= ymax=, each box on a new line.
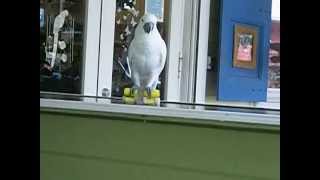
xmin=178 ymin=0 xmax=211 ymax=104
xmin=194 ymin=0 xmax=211 ymax=104
xmin=179 ymin=0 xmax=202 ymax=103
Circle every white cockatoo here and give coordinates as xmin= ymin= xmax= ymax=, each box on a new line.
xmin=53 ymin=10 xmax=69 ymax=34
xmin=50 ymin=10 xmax=69 ymax=68
xmin=127 ymin=13 xmax=167 ymax=104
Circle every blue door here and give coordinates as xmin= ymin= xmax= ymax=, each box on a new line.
xmin=217 ymin=0 xmax=272 ymax=101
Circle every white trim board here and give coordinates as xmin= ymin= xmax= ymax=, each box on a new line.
xmin=164 ymin=0 xmax=185 ymax=101
xmin=40 ymin=98 xmax=280 ymax=126
xmin=194 ymin=0 xmax=211 ymax=104
xmin=82 ymin=0 xmax=102 ymax=97
xmin=97 ymin=0 xmax=116 ymax=98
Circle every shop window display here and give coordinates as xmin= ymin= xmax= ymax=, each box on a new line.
xmin=112 ymin=0 xmax=168 ymax=100
xmin=40 ymin=0 xmax=85 ymax=94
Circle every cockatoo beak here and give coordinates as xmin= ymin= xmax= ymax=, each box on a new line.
xmin=143 ymin=22 xmax=154 ymax=33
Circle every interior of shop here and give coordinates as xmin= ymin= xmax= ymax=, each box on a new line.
xmin=40 ymin=0 xmax=170 ymax=99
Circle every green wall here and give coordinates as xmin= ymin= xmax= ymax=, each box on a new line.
xmin=40 ymin=110 xmax=279 ymax=180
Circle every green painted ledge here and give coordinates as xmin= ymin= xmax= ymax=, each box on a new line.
xmin=40 ymin=107 xmax=279 ymax=180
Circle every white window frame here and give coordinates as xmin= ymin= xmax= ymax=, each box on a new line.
xmin=96 ymin=0 xmax=116 ymax=103
xmin=180 ymin=0 xmax=201 ymax=103
xmin=41 ymin=0 xmax=280 ymax=125
xmin=82 ymin=0 xmax=185 ymax=101
xmin=82 ymin=0 xmax=102 ymax=97
xmin=194 ymin=0 xmax=211 ymax=104
xmin=94 ymin=0 xmax=185 ymax=102
xmin=163 ymin=0 xmax=185 ymax=102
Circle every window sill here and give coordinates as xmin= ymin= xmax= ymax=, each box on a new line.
xmin=40 ymin=98 xmax=280 ymax=127
xmin=205 ymin=88 xmax=280 ymax=110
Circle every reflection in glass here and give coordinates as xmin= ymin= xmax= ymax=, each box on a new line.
xmin=40 ymin=0 xmax=85 ymax=94
xmin=112 ymin=0 xmax=168 ymax=100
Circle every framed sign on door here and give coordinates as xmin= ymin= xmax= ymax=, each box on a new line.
xmin=233 ymin=24 xmax=258 ymax=70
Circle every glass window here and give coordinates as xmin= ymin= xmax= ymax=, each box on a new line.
xmin=111 ymin=0 xmax=169 ymax=100
xmin=40 ymin=0 xmax=280 ymax=116
xmin=40 ymin=0 xmax=86 ymax=94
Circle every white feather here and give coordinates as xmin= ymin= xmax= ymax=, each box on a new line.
xmin=127 ymin=14 xmax=167 ymax=103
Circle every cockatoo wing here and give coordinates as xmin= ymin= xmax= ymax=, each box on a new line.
xmin=128 ymin=42 xmax=134 ymax=69
xmin=158 ymin=39 xmax=167 ymax=74
xmin=127 ymin=41 xmax=137 ymax=79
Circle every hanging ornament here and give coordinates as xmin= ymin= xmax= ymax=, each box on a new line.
xmin=123 ymin=3 xmax=129 ymax=9
xmin=117 ymin=7 xmax=122 ymax=13
xmin=120 ymin=33 xmax=124 ymax=40
xmin=61 ymin=53 xmax=67 ymax=63
xmin=130 ymin=17 xmax=137 ymax=27
xmin=125 ymin=26 xmax=131 ymax=36
xmin=58 ymin=41 xmax=66 ymax=50
xmin=123 ymin=15 xmax=127 ymax=20
xmin=116 ymin=19 xmax=121 ymax=24
xmin=117 ymin=0 xmax=135 ymax=9
xmin=131 ymin=9 xmax=139 ymax=17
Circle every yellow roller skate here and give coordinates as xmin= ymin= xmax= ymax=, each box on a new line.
xmin=122 ymin=88 xmax=160 ymax=106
